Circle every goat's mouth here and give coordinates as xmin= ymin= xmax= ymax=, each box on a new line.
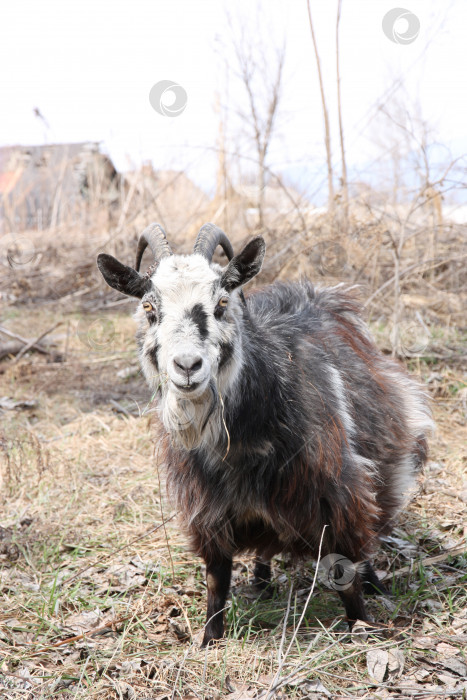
xmin=172 ymin=381 xmax=200 ymax=393
xmin=169 ymin=377 xmax=209 ymax=398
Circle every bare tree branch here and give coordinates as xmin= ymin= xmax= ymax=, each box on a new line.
xmin=336 ymin=0 xmax=348 ymax=226
xmin=306 ymin=0 xmax=334 ymax=210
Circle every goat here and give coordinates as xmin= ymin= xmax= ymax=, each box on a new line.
xmin=97 ymin=222 xmax=433 ymax=646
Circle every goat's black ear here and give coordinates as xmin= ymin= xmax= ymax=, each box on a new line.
xmin=97 ymin=254 xmax=152 ymax=299
xmin=220 ymin=236 xmax=265 ymax=292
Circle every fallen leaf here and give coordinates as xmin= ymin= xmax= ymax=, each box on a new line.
xmin=367 ymin=649 xmax=388 ymax=682
xmin=379 ymin=597 xmax=397 ymax=613
xmin=120 ymin=658 xmax=143 ymax=674
xmin=436 ymin=642 xmax=459 ymax=656
xmin=300 ymin=679 xmax=331 ymax=697
xmin=351 ymin=620 xmax=372 ymax=643
xmin=413 ymin=668 xmax=430 ymax=681
xmin=421 ymin=599 xmax=443 ymax=612
xmin=224 ymin=684 xmax=257 ymax=700
xmin=437 ymin=672 xmax=459 ymax=685
xmin=65 ymin=608 xmax=101 ymax=633
xmin=387 ymin=649 xmax=405 ymax=678
xmin=442 ymin=657 xmax=467 ymax=678
xmin=168 ymin=618 xmax=189 ymax=641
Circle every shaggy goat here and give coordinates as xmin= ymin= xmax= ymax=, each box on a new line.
xmin=97 ymin=222 xmax=432 ymax=646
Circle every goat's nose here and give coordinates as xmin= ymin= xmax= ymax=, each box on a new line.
xmin=173 ymin=354 xmax=203 ymax=376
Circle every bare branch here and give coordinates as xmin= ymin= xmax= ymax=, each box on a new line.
xmin=306 ymin=0 xmax=334 ymax=210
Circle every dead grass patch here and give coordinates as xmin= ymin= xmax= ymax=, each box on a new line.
xmin=0 ymin=305 xmax=466 ymax=698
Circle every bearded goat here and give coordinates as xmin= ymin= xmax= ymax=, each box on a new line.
xmin=97 ymin=223 xmax=432 ymax=646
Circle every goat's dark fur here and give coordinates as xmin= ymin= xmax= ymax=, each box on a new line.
xmin=97 ymin=229 xmax=432 ymax=646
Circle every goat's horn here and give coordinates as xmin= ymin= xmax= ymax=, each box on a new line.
xmin=135 ymin=223 xmax=173 ymax=272
xmin=193 ymin=223 xmax=234 ymax=262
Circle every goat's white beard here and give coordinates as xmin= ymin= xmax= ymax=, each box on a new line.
xmin=162 ymin=381 xmax=221 ymax=451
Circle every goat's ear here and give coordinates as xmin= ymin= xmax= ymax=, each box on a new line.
xmin=97 ymin=254 xmax=152 ymax=299
xmin=220 ymin=236 xmax=265 ymax=292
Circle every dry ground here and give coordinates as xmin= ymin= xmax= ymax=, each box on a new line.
xmin=0 ymin=229 xmax=466 ymax=699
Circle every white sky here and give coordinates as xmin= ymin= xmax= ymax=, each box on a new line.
xmin=1 ymin=0 xmax=466 ymax=202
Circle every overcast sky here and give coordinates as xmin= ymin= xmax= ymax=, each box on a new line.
xmin=1 ymin=0 xmax=466 ymax=202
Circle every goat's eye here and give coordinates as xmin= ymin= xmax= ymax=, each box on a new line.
xmin=142 ymin=301 xmax=153 ymax=312
xmin=215 ymin=297 xmax=229 ymax=319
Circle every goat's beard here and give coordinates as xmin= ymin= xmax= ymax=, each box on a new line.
xmin=162 ymin=380 xmax=219 ymax=450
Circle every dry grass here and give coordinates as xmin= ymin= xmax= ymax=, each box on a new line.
xmin=0 ymin=190 xmax=466 ymax=698
xmin=0 ymin=299 xmax=465 ymax=699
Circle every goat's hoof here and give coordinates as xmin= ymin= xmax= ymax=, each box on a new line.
xmin=200 ymin=635 xmax=213 ymax=648
xmin=201 ymin=637 xmax=222 ymax=648
xmin=200 ymin=631 xmax=223 ymax=648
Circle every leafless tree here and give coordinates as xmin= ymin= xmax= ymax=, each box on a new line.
xmin=226 ymin=16 xmax=286 ymax=229
xmin=336 ymin=0 xmax=348 ymax=226
xmin=306 ymin=0 xmax=334 ymax=211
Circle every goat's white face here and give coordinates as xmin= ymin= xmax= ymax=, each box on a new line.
xmin=97 ymin=231 xmax=265 ymax=449
xmin=138 ymin=254 xmax=243 ymax=401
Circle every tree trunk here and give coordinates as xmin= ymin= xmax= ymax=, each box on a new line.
xmin=307 ymin=0 xmax=334 ymax=211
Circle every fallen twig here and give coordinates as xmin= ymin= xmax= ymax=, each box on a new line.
xmin=56 ymin=283 xmax=100 ymax=302
xmin=0 ymin=341 xmax=24 ymax=361
xmin=381 ymin=544 xmax=467 ymax=581
xmin=27 ymin=613 xmax=134 ymax=656
xmin=14 ymin=321 xmax=62 ymax=362
xmin=0 ymin=326 xmax=49 ymax=354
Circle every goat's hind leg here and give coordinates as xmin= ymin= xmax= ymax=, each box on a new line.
xmin=253 ymin=557 xmax=271 ymax=588
xmin=361 ymin=561 xmax=389 ymax=596
xmin=337 ymin=571 xmax=371 ymax=628
xmin=252 ymin=556 xmax=275 ymax=598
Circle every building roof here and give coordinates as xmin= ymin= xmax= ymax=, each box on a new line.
xmin=0 ymin=142 xmax=118 ymax=229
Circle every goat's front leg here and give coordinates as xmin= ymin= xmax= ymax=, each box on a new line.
xmin=202 ymin=555 xmax=232 ymax=646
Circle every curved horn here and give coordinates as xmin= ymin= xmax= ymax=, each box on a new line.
xmin=135 ymin=223 xmax=173 ymax=272
xmin=193 ymin=223 xmax=234 ymax=262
